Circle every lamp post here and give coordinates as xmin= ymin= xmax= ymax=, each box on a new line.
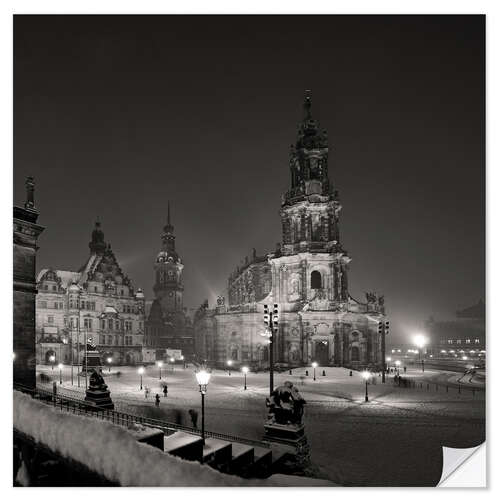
xmin=138 ymin=366 xmax=144 ymax=390
xmin=157 ymin=361 xmax=163 ymax=380
xmin=170 ymin=357 xmax=175 ymax=372
xmin=227 ymin=359 xmax=232 ymax=376
xmin=362 ymin=370 xmax=371 ymax=402
xmin=395 ymin=360 xmax=401 ymax=376
xmin=49 ymin=354 xmax=56 ymax=370
xmin=414 ymin=334 xmax=427 ymax=372
xmin=195 ymin=369 xmax=211 ymax=445
xmin=58 ymin=363 xmax=63 ymax=384
xmin=312 ymin=362 xmax=318 ymax=381
xmin=107 ymin=357 xmax=112 ymax=372
xmin=180 ymin=355 xmax=185 ymax=369
xmin=242 ymin=366 xmax=249 ymax=390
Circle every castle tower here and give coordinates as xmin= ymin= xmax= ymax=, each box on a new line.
xmin=275 ymin=91 xmax=350 ymax=304
xmin=153 ymin=202 xmax=184 ymax=313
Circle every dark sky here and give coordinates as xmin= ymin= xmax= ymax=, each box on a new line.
xmin=14 ymin=15 xmax=485 ymax=343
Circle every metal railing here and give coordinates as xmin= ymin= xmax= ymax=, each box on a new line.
xmin=14 ymin=384 xmax=270 ymax=449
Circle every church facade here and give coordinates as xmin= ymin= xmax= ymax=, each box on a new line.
xmin=194 ymin=93 xmax=387 ymax=370
xmin=144 ymin=205 xmax=194 ymax=359
xmin=36 ymin=221 xmax=146 ymax=366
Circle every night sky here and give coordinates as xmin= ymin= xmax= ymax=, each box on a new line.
xmin=14 ymin=15 xmax=485 ymax=343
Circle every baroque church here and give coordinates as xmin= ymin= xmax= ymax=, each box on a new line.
xmin=144 ymin=204 xmax=194 ymax=358
xmin=36 ymin=221 xmax=146 ymax=366
xmin=194 ymin=92 xmax=387 ymax=369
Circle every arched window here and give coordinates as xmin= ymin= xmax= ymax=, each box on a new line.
xmin=311 ymin=270 xmax=322 ymax=289
xmin=351 ymin=346 xmax=360 ymax=362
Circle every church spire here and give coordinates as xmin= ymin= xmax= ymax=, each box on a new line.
xmin=164 ymin=201 xmax=174 ymax=234
xmin=303 ymin=89 xmax=312 ymax=121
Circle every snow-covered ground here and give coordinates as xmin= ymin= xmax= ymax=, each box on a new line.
xmin=37 ymin=364 xmax=485 ymax=486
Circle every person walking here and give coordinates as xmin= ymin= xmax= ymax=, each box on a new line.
xmin=188 ymin=409 xmax=198 ymax=429
xmin=155 ymin=394 xmax=160 ymax=407
xmin=163 ymin=384 xmax=168 ymax=398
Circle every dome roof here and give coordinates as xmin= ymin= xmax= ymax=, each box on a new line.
xmin=135 ymin=288 xmax=145 ymax=299
xmin=68 ymin=282 xmax=80 ymax=293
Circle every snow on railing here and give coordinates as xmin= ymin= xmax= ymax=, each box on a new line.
xmin=13 ymin=390 xmax=255 ymax=486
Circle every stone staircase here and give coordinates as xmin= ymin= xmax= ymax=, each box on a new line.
xmin=162 ymin=430 xmax=282 ymax=478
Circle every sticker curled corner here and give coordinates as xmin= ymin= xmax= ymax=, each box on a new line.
xmin=438 ymin=444 xmax=485 ymax=487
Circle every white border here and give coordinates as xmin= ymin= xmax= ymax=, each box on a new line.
xmin=1 ymin=1 xmax=497 ymax=497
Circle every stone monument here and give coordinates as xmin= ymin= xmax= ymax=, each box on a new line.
xmin=82 ymin=337 xmax=102 ymax=373
xmin=84 ymin=370 xmax=114 ymax=410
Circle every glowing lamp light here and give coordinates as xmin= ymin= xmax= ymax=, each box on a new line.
xmin=395 ymin=360 xmax=401 ymax=367
xmin=49 ymin=355 xmax=56 ymax=362
xmin=413 ymin=334 xmax=427 ymax=349
xmin=361 ymin=370 xmax=371 ymax=380
xmin=58 ymin=363 xmax=63 ymax=370
xmin=138 ymin=367 xmax=145 ymax=375
xmin=227 ymin=360 xmax=233 ymax=366
xmin=462 ymin=356 xmax=468 ymax=360
xmin=196 ymin=369 xmax=211 ymax=387
xmin=242 ymin=366 xmax=249 ymax=374
xmin=107 ymin=357 xmax=112 ymax=364
xmin=386 ymin=357 xmax=391 ymax=362
xmin=311 ymin=362 xmax=318 ymax=368
xmin=157 ymin=361 xmax=163 ymax=368
xmin=170 ymin=357 xmax=175 ymax=363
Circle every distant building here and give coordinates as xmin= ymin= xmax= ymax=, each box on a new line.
xmin=425 ymin=299 xmax=485 ymax=357
xmin=14 ymin=177 xmax=45 ymax=388
xmin=194 ymin=92 xmax=387 ymax=370
xmin=144 ymin=204 xmax=194 ymax=359
xmin=36 ymin=221 xmax=145 ymax=366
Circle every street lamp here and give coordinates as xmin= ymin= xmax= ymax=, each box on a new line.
xmin=361 ymin=370 xmax=371 ymax=402
xmin=49 ymin=354 xmax=56 ymax=370
xmin=227 ymin=359 xmax=233 ymax=376
xmin=413 ymin=334 xmax=427 ymax=371
xmin=138 ymin=366 xmax=144 ymax=390
xmin=312 ymin=361 xmax=318 ymax=381
xmin=170 ymin=357 xmax=175 ymax=372
xmin=195 ymin=369 xmax=211 ymax=445
xmin=107 ymin=357 xmax=112 ymax=372
xmin=395 ymin=360 xmax=401 ymax=375
xmin=58 ymin=363 xmax=63 ymax=384
xmin=157 ymin=360 xmax=163 ymax=379
xmin=242 ymin=366 xmax=249 ymax=390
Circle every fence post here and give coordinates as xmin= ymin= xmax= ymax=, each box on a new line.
xmin=458 ymin=385 xmax=461 ymax=394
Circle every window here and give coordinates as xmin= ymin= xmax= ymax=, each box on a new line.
xmin=311 ymin=270 xmax=322 ymax=289
xmin=69 ymin=300 xmax=74 ymax=309
xmin=84 ymin=318 xmax=93 ymax=330
xmin=465 ymin=339 xmax=471 ymax=344
xmin=457 ymin=339 xmax=462 ymax=345
xmin=47 ymin=315 xmax=54 ymax=324
xmin=115 ymin=320 xmax=120 ymax=331
xmin=475 ymin=339 xmax=480 ymax=344
xmin=91 ymin=302 xmax=95 ymax=311
xmin=100 ymin=319 xmax=106 ymax=330
xmin=99 ymin=335 xmax=105 ymax=345
xmin=108 ymin=319 xmax=113 ymax=330
xmin=52 ymin=285 xmax=56 ymax=291
xmin=94 ymin=286 xmax=98 ymax=293
xmin=351 ymin=346 xmax=360 ymax=362
xmin=448 ymin=339 xmax=453 ymax=344
xmin=108 ymin=335 xmax=113 ymax=345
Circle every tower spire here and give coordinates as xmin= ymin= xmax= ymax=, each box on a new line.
xmin=303 ymin=89 xmax=312 ymax=120
xmin=164 ymin=201 xmax=174 ymax=234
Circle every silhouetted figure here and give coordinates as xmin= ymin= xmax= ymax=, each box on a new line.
xmin=404 ymin=366 xmax=407 ymax=373
xmin=163 ymin=385 xmax=168 ymax=397
xmin=188 ymin=409 xmax=198 ymax=429
xmin=155 ymin=394 xmax=160 ymax=407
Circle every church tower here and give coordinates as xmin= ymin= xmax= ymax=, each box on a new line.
xmin=153 ymin=203 xmax=184 ymax=313
xmin=273 ymin=91 xmax=351 ymax=306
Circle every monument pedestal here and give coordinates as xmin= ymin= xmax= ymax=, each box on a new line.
xmin=82 ymin=351 xmax=102 ymax=373
xmin=84 ymin=371 xmax=114 ymax=410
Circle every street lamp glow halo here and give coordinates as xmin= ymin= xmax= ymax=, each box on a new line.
xmin=107 ymin=357 xmax=112 ymax=363
xmin=58 ymin=363 xmax=63 ymax=369
xmin=361 ymin=370 xmax=371 ymax=380
xmin=395 ymin=360 xmax=401 ymax=366
xmin=196 ymin=370 xmax=211 ymax=386
xmin=413 ymin=334 xmax=428 ymax=349
xmin=311 ymin=362 xmax=318 ymax=368
xmin=242 ymin=366 xmax=249 ymax=373
xmin=138 ymin=367 xmax=145 ymax=374
xmin=157 ymin=361 xmax=163 ymax=367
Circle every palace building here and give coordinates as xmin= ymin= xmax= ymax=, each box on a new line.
xmin=194 ymin=92 xmax=387 ymax=370
xmin=36 ymin=221 xmax=146 ymax=366
xmin=144 ymin=204 xmax=194 ymax=358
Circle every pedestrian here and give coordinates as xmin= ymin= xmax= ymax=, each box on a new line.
xmin=163 ymin=384 xmax=168 ymax=397
xmin=145 ymin=387 xmax=149 ymax=398
xmin=404 ymin=366 xmax=407 ymax=373
xmin=155 ymin=394 xmax=160 ymax=407
xmin=188 ymin=409 xmax=198 ymax=429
